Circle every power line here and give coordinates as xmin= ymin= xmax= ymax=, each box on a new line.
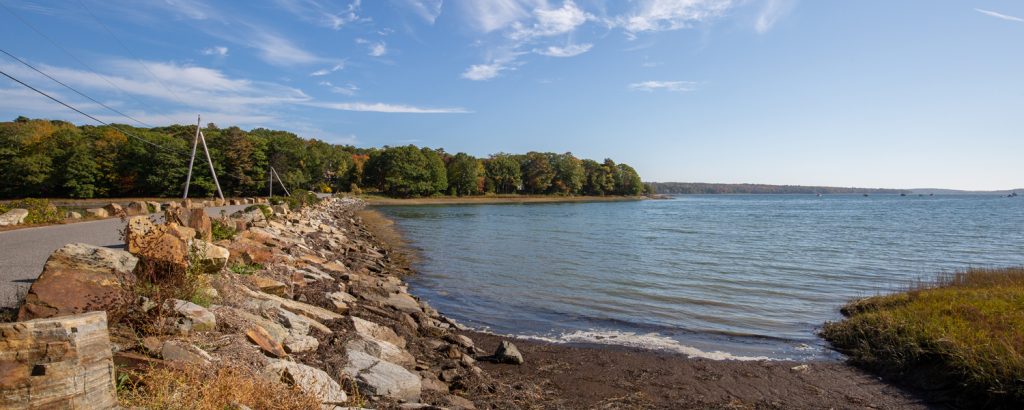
xmin=0 ymin=1 xmax=181 ymax=126
xmin=75 ymin=0 xmax=191 ymax=109
xmin=0 ymin=68 xmax=171 ymax=151
xmin=0 ymin=48 xmax=154 ymax=128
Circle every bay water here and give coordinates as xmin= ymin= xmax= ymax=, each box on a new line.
xmin=378 ymin=195 xmax=1024 ymax=360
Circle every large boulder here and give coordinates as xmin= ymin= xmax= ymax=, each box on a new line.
xmin=343 ymin=350 xmax=421 ymax=402
xmin=193 ymin=240 xmax=229 ymax=274
xmin=165 ymin=207 xmax=213 ymax=241
xmin=261 ymin=361 xmax=347 ymax=407
xmin=102 ymin=203 xmax=123 ymax=216
xmin=351 ymin=316 xmax=406 ymax=348
xmin=0 ymin=208 xmax=29 ymax=226
xmin=345 ymin=336 xmax=415 ymax=367
xmin=147 ymin=201 xmax=162 ymax=213
xmin=492 ymin=341 xmax=524 ymax=365
xmin=134 ymin=224 xmax=190 ymax=276
xmin=124 ymin=216 xmax=156 ymax=254
xmin=18 ymin=243 xmax=138 ymax=321
xmin=126 ymin=201 xmax=148 ymax=216
xmin=0 ymin=312 xmax=118 ymax=409
xmin=85 ymin=208 xmax=108 ymax=218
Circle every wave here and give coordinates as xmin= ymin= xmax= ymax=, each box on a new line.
xmin=496 ymin=329 xmax=773 ymax=361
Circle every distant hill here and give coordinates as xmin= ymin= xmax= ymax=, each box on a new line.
xmin=648 ymin=182 xmax=909 ymax=195
xmin=909 ymin=188 xmax=1024 ymax=195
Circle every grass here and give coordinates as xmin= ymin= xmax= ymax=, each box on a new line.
xmin=211 ymin=219 xmax=236 ymax=241
xmin=821 ymin=267 xmax=1024 ymax=407
xmin=229 ymin=262 xmax=263 ymax=276
xmin=117 ymin=365 xmax=322 ymax=409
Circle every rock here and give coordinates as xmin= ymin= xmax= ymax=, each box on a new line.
xmin=161 ymin=340 xmax=212 ymax=365
xmin=165 ymin=299 xmax=216 ymax=332
xmin=0 ymin=208 xmax=29 ymax=226
xmin=142 ymin=336 xmax=163 ymax=355
xmin=0 ymin=312 xmax=118 ymax=409
xmin=189 ymin=208 xmax=213 ymax=241
xmin=443 ymin=394 xmax=476 ymax=409
xmin=327 ymin=291 xmax=355 ymax=312
xmin=238 ymin=285 xmax=343 ymax=323
xmin=126 ymin=201 xmax=148 ymax=216
xmin=102 ymin=203 xmax=123 ymax=216
xmin=147 ymin=201 xmax=162 ymax=213
xmin=193 ymin=239 xmax=230 ymax=273
xmin=346 ymin=336 xmax=416 ymax=367
xmin=344 ymin=350 xmax=422 ymax=402
xmin=444 ymin=334 xmax=475 ymax=353
xmin=283 ymin=334 xmax=319 ymax=353
xmin=383 ymin=292 xmax=422 ymax=314
xmin=492 ymin=341 xmax=524 ymax=365
xmin=261 ymin=361 xmax=347 ymax=407
xmin=85 ymin=208 xmax=108 ymax=218
xmin=124 ymin=215 xmax=156 ymax=253
xmin=272 ymin=203 xmax=290 ymax=215
xmin=251 ymin=276 xmax=287 ymax=296
xmin=351 ymin=316 xmax=406 ymax=349
xmin=232 ymin=207 xmax=268 ymax=227
xmin=211 ymin=305 xmax=288 ymax=342
xmin=246 ymin=326 xmax=287 ymax=358
xmin=135 ymin=224 xmax=190 ymax=275
xmin=791 ymin=364 xmax=809 ymax=373
xmin=18 ymin=243 xmax=138 ymax=320
xmin=67 ymin=211 xmax=82 ymax=219
xmin=168 ymin=223 xmax=197 ymax=241
xmin=419 ymin=375 xmax=449 ymax=393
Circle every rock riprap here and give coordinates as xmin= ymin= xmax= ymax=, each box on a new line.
xmin=18 ymin=243 xmax=138 ymax=320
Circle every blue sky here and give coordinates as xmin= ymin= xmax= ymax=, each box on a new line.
xmin=0 ymin=1 xmax=1021 ymax=190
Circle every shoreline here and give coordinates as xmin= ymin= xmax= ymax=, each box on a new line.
xmin=362 ymin=194 xmax=648 ymax=206
xmin=359 ymin=204 xmax=936 ymax=408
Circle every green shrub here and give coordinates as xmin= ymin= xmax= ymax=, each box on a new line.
xmin=211 ymin=219 xmax=236 ymax=241
xmin=0 ymin=198 xmax=64 ymax=224
xmin=244 ymin=204 xmax=272 ymax=220
xmin=272 ymin=189 xmax=321 ymax=211
xmin=229 ymin=263 xmax=263 ymax=276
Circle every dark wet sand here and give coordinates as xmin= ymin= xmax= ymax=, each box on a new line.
xmin=464 ymin=331 xmax=935 ymax=409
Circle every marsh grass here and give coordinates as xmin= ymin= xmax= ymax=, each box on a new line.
xmin=117 ymin=365 xmax=321 ymax=409
xmin=821 ymin=267 xmax=1024 ymax=407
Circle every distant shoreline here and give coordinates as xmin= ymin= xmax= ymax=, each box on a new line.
xmin=362 ymin=194 xmax=647 ymax=206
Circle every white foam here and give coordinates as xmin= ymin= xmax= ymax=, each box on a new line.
xmin=510 ymin=329 xmax=772 ymax=361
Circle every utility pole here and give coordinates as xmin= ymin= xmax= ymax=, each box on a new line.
xmin=267 ymin=166 xmax=290 ymax=197
xmin=182 ymin=115 xmax=225 ymax=201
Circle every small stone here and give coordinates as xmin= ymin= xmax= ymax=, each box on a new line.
xmin=791 ymin=364 xmax=809 ymax=373
xmin=283 ymin=334 xmax=319 ymax=353
xmin=246 ymin=326 xmax=287 ymax=358
xmin=161 ymin=341 xmax=212 ymax=365
xmin=492 ymin=341 xmax=524 ymax=365
xmin=165 ymin=299 xmax=216 ymax=332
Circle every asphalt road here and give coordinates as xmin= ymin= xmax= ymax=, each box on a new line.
xmin=0 ymin=204 xmax=248 ymax=307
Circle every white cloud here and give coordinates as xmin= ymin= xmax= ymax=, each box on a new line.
xmin=614 ymin=0 xmax=734 ymax=36
xmin=975 ymin=8 xmax=1024 ymax=23
xmin=755 ymin=0 xmax=795 ymax=33
xmin=369 ymin=41 xmax=388 ymax=57
xmin=310 ymin=63 xmax=345 ymax=76
xmin=319 ymin=81 xmax=359 ymax=96
xmin=629 ymin=80 xmax=698 ymax=92
xmin=509 ymin=0 xmax=592 ymax=40
xmin=459 ymin=0 xmax=533 ymax=32
xmin=201 ymin=46 xmax=229 ymax=56
xmin=402 ymin=0 xmax=444 ymax=24
xmin=253 ymin=32 xmax=328 ymax=66
xmin=275 ymin=0 xmax=364 ymax=30
xmin=162 ymin=0 xmax=216 ymax=20
xmin=534 ymin=43 xmax=592 ymax=57
xmin=306 ymin=101 xmax=470 ymax=113
xmin=461 ymin=62 xmax=509 ymax=81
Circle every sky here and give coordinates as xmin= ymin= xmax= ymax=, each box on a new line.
xmin=0 ymin=0 xmax=1021 ymax=190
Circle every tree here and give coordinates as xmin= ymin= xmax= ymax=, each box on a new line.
xmin=485 ymin=154 xmax=521 ymax=194
xmin=377 ymin=145 xmax=433 ymax=197
xmin=549 ymin=152 xmax=584 ymax=195
xmin=520 ymin=152 xmax=554 ymax=194
xmin=616 ymin=163 xmax=643 ymax=196
xmin=446 ymin=152 xmax=479 ymax=196
xmin=421 ymin=147 xmax=448 ymax=195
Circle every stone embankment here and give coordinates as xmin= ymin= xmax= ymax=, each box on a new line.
xmin=1 ymin=197 xmax=522 ymax=409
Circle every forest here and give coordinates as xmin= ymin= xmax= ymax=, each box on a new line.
xmin=0 ymin=117 xmax=645 ymax=199
xmin=648 ymin=182 xmax=908 ymax=195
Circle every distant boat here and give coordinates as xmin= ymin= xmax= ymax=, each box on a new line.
xmin=900 ymin=193 xmax=906 ymax=197
xmin=863 ymin=194 xmax=869 ymax=197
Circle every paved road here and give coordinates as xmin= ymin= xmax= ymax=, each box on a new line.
xmin=0 ymin=205 xmax=248 ymax=306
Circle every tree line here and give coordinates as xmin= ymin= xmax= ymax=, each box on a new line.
xmin=0 ymin=117 xmax=645 ymax=199
xmin=648 ymin=182 xmax=909 ymax=195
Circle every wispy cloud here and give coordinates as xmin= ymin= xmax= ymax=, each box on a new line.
xmin=274 ymin=0 xmax=365 ymax=30
xmin=508 ymin=0 xmax=592 ymax=41
xmin=252 ymin=32 xmax=330 ymax=66
xmin=319 ymin=81 xmax=359 ymax=96
xmin=356 ymin=38 xmax=388 ymax=57
xmin=755 ymin=0 xmax=796 ymax=33
xmin=629 ymin=80 xmax=699 ymax=92
xmin=613 ymin=0 xmax=733 ymax=37
xmin=975 ymin=8 xmax=1024 ymax=23
xmin=461 ymin=62 xmax=510 ymax=81
xmin=459 ymin=1 xmax=531 ymax=32
xmin=306 ymin=101 xmax=470 ymax=113
xmin=401 ymin=0 xmax=444 ymax=24
xmin=310 ymin=63 xmax=345 ymax=76
xmin=535 ymin=43 xmax=593 ymax=57
xmin=201 ymin=46 xmax=229 ymax=56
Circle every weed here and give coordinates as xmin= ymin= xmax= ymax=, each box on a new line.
xmin=211 ymin=219 xmax=236 ymax=241
xmin=116 ymin=365 xmax=321 ymax=409
xmin=229 ymin=263 xmax=263 ymax=276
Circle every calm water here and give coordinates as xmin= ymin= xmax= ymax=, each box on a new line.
xmin=379 ymin=195 xmax=1024 ymax=360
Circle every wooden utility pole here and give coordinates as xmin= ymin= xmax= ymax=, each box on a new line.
xmin=182 ymin=115 xmax=225 ymax=201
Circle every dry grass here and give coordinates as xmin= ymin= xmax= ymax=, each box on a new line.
xmin=117 ymin=365 xmax=321 ymax=410
xmin=821 ymin=267 xmax=1024 ymax=407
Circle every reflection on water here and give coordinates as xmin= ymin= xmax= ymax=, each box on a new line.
xmin=379 ymin=195 xmax=1024 ymax=360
